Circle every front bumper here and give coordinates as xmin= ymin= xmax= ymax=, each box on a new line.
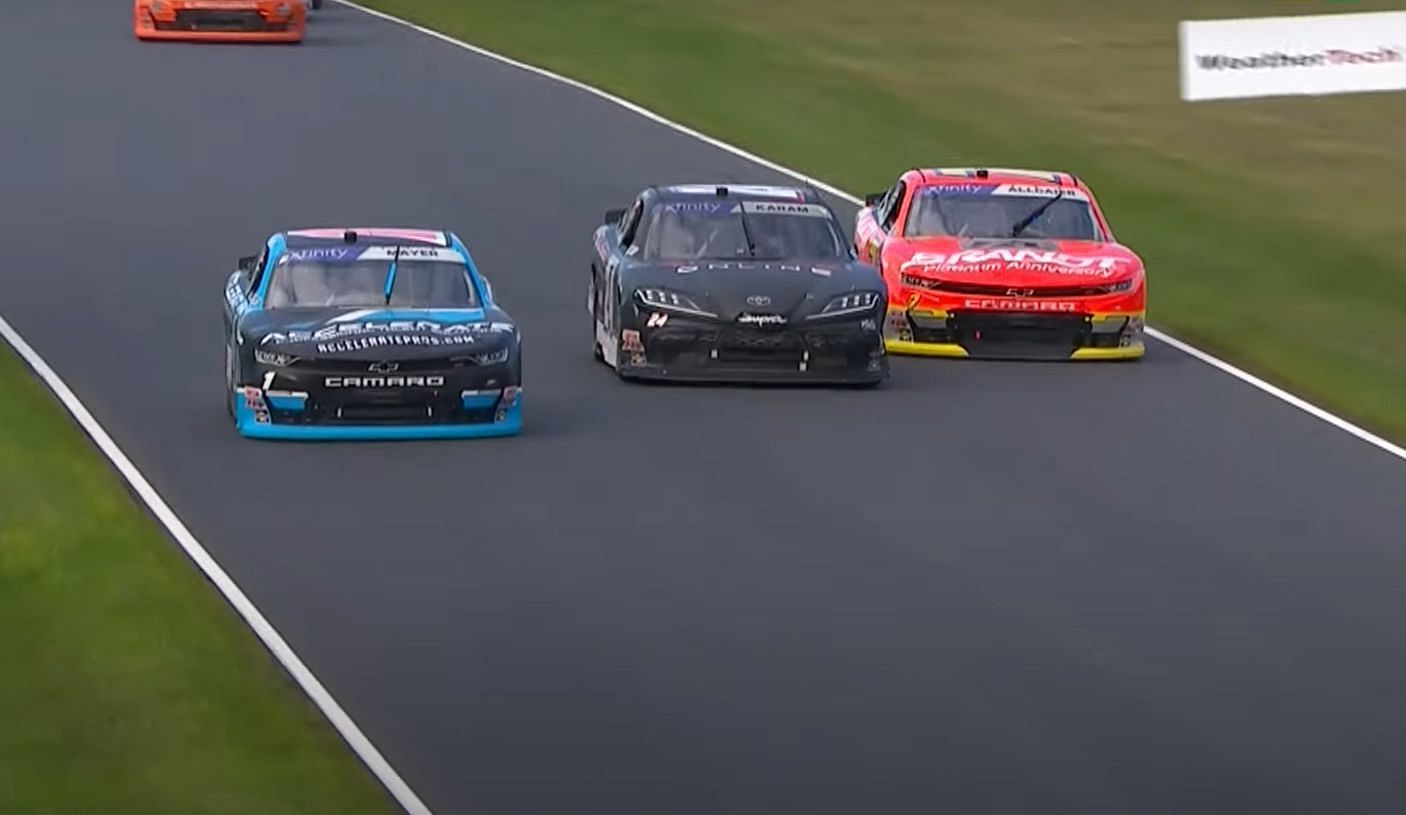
xmin=884 ymin=307 xmax=1146 ymax=361
xmin=135 ymin=6 xmax=305 ymax=41
xmin=618 ymin=311 xmax=888 ymax=384
xmin=232 ymin=364 xmax=522 ymax=440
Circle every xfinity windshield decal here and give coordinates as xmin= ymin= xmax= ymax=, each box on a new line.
xmin=661 ymin=201 xmax=737 ymax=215
xmin=924 ymin=184 xmax=998 ymax=195
xmin=283 ymin=247 xmax=355 ymax=262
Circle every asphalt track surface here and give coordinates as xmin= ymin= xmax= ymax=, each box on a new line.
xmin=6 ymin=3 xmax=1406 ymax=814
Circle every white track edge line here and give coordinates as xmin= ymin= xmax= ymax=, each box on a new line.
xmin=0 ymin=316 xmax=434 ymax=815
xmin=335 ymin=0 xmax=1405 ymax=464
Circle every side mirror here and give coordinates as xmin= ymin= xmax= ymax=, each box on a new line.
xmin=863 ymin=192 xmax=884 ymax=207
xmin=603 ymin=208 xmax=627 ymax=227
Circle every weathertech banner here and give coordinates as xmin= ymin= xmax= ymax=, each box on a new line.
xmin=1179 ymin=11 xmax=1406 ymax=101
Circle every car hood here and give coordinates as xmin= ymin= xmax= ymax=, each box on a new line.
xmin=893 ymin=237 xmax=1143 ymax=287
xmin=632 ymin=258 xmax=879 ymax=320
xmin=242 ymin=308 xmax=515 ymax=361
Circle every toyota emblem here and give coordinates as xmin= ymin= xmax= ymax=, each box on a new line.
xmin=367 ymin=361 xmax=400 ymax=373
xmin=746 ymin=295 xmax=772 ymax=306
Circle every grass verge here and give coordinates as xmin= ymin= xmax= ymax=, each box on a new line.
xmin=351 ymin=0 xmax=1406 ymax=441
xmin=0 ymin=343 xmax=398 ymax=814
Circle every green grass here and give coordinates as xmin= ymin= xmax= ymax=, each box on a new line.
xmin=356 ymin=0 xmax=1406 ymax=440
xmin=0 ymin=344 xmax=399 ymax=814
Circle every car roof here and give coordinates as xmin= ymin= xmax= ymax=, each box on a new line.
xmin=652 ymin=183 xmax=824 ymax=205
xmin=912 ymin=167 xmax=1086 ymax=190
xmin=281 ymin=227 xmax=454 ymax=249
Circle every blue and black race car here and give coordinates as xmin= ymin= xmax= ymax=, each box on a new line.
xmin=222 ymin=227 xmax=522 ymax=440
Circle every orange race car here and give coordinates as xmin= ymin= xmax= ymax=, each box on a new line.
xmin=855 ymin=167 xmax=1146 ymax=360
xmin=134 ymin=0 xmax=306 ymax=42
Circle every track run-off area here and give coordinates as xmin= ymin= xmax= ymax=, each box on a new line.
xmin=4 ymin=2 xmax=1406 ymax=813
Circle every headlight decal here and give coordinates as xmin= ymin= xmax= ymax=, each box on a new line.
xmin=636 ymin=288 xmax=715 ymax=317
xmin=809 ymin=291 xmax=882 ymax=319
xmin=255 ymin=349 xmax=296 ymax=367
xmin=470 ymin=347 xmax=510 ymax=366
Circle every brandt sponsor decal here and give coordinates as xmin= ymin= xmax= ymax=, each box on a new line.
xmin=1180 ymin=12 xmax=1406 ymax=101
xmin=900 ymin=250 xmax=1127 ymax=278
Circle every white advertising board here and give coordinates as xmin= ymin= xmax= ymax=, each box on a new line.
xmin=1179 ymin=11 xmax=1406 ymax=101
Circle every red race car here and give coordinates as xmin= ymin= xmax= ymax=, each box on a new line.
xmin=134 ymin=0 xmax=306 ymax=43
xmin=855 ymin=167 xmax=1145 ymax=360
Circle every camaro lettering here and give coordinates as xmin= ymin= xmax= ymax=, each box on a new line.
xmin=324 ymin=376 xmax=446 ymax=388
xmin=963 ymin=298 xmax=1078 ymax=312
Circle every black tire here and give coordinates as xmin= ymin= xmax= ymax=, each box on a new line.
xmin=590 ymin=289 xmax=604 ymax=363
xmin=224 ymin=343 xmax=236 ymax=419
xmin=609 ymin=296 xmax=633 ymax=380
xmin=589 ymin=268 xmax=608 ymax=364
xmin=311 ymin=0 xmax=323 ymax=8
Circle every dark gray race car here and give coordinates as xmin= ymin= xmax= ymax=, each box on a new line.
xmin=589 ymin=184 xmax=889 ymax=385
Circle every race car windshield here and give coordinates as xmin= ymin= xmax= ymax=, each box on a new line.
xmin=263 ymin=259 xmax=479 ymax=309
xmin=903 ymin=188 xmax=1103 ymax=241
xmin=642 ymin=200 xmax=849 ymax=261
